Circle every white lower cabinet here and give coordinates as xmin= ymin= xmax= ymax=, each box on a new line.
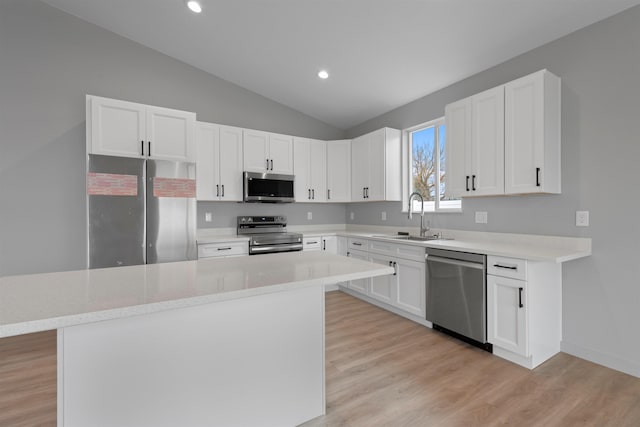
xmin=368 ymin=253 xmax=395 ymax=305
xmin=344 ymin=238 xmax=426 ymax=320
xmin=197 ymin=241 xmax=248 ymax=259
xmin=321 ymin=236 xmax=338 ymax=254
xmin=487 ymin=255 xmax=561 ymax=369
xmin=487 ymin=274 xmax=528 ymax=357
xmin=394 ymin=258 xmax=426 ymax=317
xmin=302 ymin=237 xmax=322 ymax=251
xmin=346 ymin=249 xmax=369 ymax=293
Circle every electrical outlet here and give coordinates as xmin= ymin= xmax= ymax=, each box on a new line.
xmin=350 ymin=212 xmax=355 ymax=220
xmin=576 ymin=211 xmax=589 ymax=227
xmin=475 ymin=211 xmax=488 ymax=224
xmin=205 ymin=212 xmax=212 ymax=222
xmin=381 ymin=211 xmax=387 ymax=221
xmin=307 ymin=212 xmax=313 ymax=220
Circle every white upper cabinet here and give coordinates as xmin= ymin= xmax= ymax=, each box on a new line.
xmin=87 ymin=95 xmax=195 ymax=162
xmin=243 ymin=130 xmax=294 ymax=174
xmin=294 ymin=137 xmax=327 ymax=202
xmin=196 ymin=122 xmax=243 ymax=201
xmin=505 ymin=70 xmax=561 ymax=194
xmin=326 ymin=139 xmax=351 ymax=202
xmin=351 ymin=128 xmax=401 ymax=202
xmin=445 ymin=69 xmax=561 ymax=198
xmin=445 ymin=86 xmax=504 ymax=198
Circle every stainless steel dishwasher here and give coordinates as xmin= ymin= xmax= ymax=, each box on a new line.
xmin=425 ymin=248 xmax=492 ymax=352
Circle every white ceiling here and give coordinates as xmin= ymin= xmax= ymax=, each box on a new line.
xmin=42 ymin=0 xmax=640 ymax=130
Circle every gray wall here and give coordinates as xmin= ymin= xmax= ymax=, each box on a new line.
xmin=346 ymin=6 xmax=640 ymax=376
xmin=0 ymin=0 xmax=344 ymax=277
xmin=198 ymin=202 xmax=347 ymax=229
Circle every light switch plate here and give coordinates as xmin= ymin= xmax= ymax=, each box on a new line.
xmin=307 ymin=212 xmax=313 ymax=220
xmin=475 ymin=211 xmax=488 ymax=224
xmin=381 ymin=211 xmax=387 ymax=221
xmin=576 ymin=211 xmax=589 ymax=227
xmin=205 ymin=212 xmax=212 ymax=222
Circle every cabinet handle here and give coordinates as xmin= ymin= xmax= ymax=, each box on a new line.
xmin=346 ymin=251 xmax=351 ymax=256
xmin=472 ymin=175 xmax=476 ymax=191
xmin=323 ymin=240 xmax=326 ymax=250
xmin=221 ymin=185 xmax=224 ymax=197
xmin=307 ymin=241 xmax=318 ymax=245
xmin=266 ymin=159 xmax=269 ymax=170
xmin=148 ymin=141 xmax=151 ymax=157
xmin=363 ymin=187 xmax=365 ymax=199
xmin=270 ymin=159 xmax=273 ymax=170
xmin=312 ymin=189 xmax=315 ymax=199
xmin=393 ymin=261 xmax=397 ymax=275
xmin=327 ymin=189 xmax=331 ymax=200
xmin=466 ymin=176 xmax=470 ymax=191
xmin=141 ymin=140 xmax=144 ymax=156
xmin=217 ymin=247 xmax=232 ymax=251
xmin=365 ymin=187 xmax=369 ymax=198
xmin=216 ymin=184 xmax=220 ymax=197
xmin=536 ymin=167 xmax=541 ymax=187
xmin=493 ymin=264 xmax=518 ymax=270
xmin=352 ymin=242 xmax=362 ymax=246
xmin=518 ymin=287 xmax=524 ymax=308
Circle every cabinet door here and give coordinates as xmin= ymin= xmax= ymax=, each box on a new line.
xmin=368 ymin=253 xmax=395 ymax=304
xmin=243 ymin=130 xmax=269 ymax=172
xmin=394 ymin=258 xmax=426 ymax=317
xmin=471 ymin=86 xmax=504 ymax=196
xmin=146 ymin=106 xmax=195 ymax=162
xmin=445 ymin=98 xmax=471 ymax=199
xmin=347 ymin=250 xmax=369 ymax=293
xmin=195 ymin=122 xmax=218 ymax=200
xmin=269 ymin=133 xmax=294 ymax=174
xmin=88 ymin=96 xmax=146 ymax=158
xmin=505 ymin=70 xmax=560 ymax=194
xmin=302 ymin=236 xmax=322 ymax=251
xmin=326 ymin=140 xmax=351 ymax=202
xmin=367 ymin=129 xmax=386 ymax=201
xmin=309 ymin=140 xmax=327 ymax=202
xmin=293 ymin=137 xmax=311 ymax=202
xmin=336 ymin=236 xmax=348 ymax=256
xmin=218 ymin=125 xmax=244 ymax=201
xmin=487 ymin=274 xmax=529 ymax=356
xmin=351 ymin=135 xmax=368 ymax=201
xmin=321 ymin=236 xmax=338 ymax=254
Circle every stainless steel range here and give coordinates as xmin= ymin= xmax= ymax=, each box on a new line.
xmin=237 ymin=215 xmax=303 ymax=255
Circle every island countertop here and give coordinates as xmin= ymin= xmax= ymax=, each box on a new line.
xmin=0 ymin=252 xmax=393 ymax=338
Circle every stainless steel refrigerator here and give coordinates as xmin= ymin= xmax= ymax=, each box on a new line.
xmin=87 ymin=154 xmax=197 ymax=269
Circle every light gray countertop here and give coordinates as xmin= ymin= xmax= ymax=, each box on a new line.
xmin=0 ymin=252 xmax=393 ymax=338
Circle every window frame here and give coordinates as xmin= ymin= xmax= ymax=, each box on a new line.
xmin=401 ymin=117 xmax=462 ymax=213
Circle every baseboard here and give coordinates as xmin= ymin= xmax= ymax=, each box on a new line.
xmin=324 ymin=284 xmax=339 ymax=292
xmin=561 ymin=340 xmax=640 ymax=378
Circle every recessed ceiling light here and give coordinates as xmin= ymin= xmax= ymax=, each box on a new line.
xmin=318 ymin=70 xmax=329 ymax=80
xmin=187 ymin=1 xmax=202 ymax=13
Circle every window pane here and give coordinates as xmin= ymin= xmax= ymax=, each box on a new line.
xmin=411 ymin=126 xmax=436 ymax=201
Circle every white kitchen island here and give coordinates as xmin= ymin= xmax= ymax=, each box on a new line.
xmin=0 ymin=252 xmax=393 ymax=427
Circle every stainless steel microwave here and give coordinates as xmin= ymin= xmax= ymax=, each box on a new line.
xmin=243 ymin=172 xmax=295 ymax=203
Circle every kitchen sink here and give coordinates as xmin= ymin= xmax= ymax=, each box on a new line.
xmin=372 ymin=234 xmax=451 ymax=241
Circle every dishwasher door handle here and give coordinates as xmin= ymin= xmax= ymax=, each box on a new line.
xmin=426 ymin=255 xmax=484 ymax=270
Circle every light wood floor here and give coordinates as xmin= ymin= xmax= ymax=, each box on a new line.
xmin=1 ymin=291 xmax=639 ymax=427
xmin=302 ymin=291 xmax=640 ymax=427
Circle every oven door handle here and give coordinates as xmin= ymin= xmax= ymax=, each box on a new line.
xmin=425 ymin=255 xmax=484 ymax=270
xmin=250 ymin=244 xmax=303 ymax=254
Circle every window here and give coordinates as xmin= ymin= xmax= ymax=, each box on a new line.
xmin=404 ymin=118 xmax=461 ymax=212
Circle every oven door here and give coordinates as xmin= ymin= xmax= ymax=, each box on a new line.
xmin=243 ymin=172 xmax=295 ymax=203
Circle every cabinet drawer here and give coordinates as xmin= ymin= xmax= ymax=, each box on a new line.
xmin=368 ymin=239 xmax=396 ymax=256
xmin=198 ymin=241 xmax=248 ymax=258
xmin=487 ymin=255 xmax=527 ymax=280
xmin=303 ymin=237 xmax=322 ymax=251
xmin=368 ymin=240 xmax=426 ymax=262
xmin=348 ymin=238 xmax=369 ymax=251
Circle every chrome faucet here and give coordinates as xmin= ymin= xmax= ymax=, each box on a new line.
xmin=408 ymin=191 xmax=429 ymax=237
